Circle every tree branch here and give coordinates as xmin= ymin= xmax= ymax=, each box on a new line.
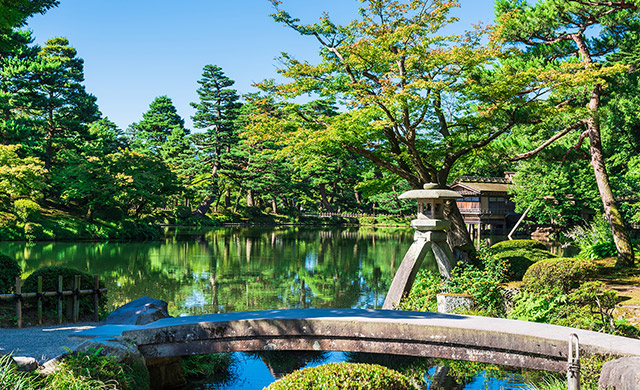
xmin=509 ymin=121 xmax=585 ymax=161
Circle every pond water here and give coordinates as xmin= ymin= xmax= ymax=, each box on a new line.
xmin=0 ymin=226 xmax=533 ymax=389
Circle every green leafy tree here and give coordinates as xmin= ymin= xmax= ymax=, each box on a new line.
xmin=129 ymin=95 xmax=189 ymax=160
xmin=0 ymin=144 xmax=45 ymax=208
xmin=249 ymin=0 xmax=544 ymax=259
xmin=190 ymin=65 xmax=242 ymax=216
xmin=496 ymin=0 xmax=638 ymax=267
xmin=0 ymin=0 xmax=58 ymax=50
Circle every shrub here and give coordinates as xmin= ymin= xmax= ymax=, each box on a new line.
xmin=490 ymin=239 xmax=547 ymax=251
xmin=24 ymin=222 xmax=44 ymax=242
xmin=51 ymin=349 xmax=149 ymax=390
xmin=22 ymin=266 xmax=106 ymax=316
xmin=265 ymin=362 xmax=418 ymax=390
xmin=397 ymin=270 xmax=441 ymax=312
xmin=444 ymin=263 xmax=505 ymax=316
xmin=13 ymin=199 xmax=41 ymax=222
xmin=523 ymin=257 xmax=597 ymax=293
xmin=508 ymin=290 xmax=567 ymax=324
xmin=490 ymin=247 xmax=556 ymax=281
xmin=564 ymin=214 xmax=615 ymax=259
xmin=0 ymin=253 xmax=22 ymax=293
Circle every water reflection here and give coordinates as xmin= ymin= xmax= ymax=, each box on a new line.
xmin=0 ymin=226 xmax=418 ymax=315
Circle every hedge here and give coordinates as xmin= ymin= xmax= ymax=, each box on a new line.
xmin=523 ymin=257 xmax=597 ymax=293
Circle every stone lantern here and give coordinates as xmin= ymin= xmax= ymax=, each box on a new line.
xmin=383 ymin=183 xmax=461 ymax=310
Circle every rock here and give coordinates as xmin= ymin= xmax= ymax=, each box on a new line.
xmin=599 ymin=357 xmax=640 ymax=390
xmin=75 ymin=336 xmax=143 ymax=363
xmin=12 ymin=356 xmax=38 ymax=371
xmin=39 ymin=355 xmax=64 ymax=376
xmin=103 ymin=296 xmax=171 ymax=325
xmin=437 ymin=293 xmax=474 ymax=314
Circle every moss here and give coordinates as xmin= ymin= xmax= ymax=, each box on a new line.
xmin=523 ymin=257 xmax=597 ymax=293
xmin=490 ymin=247 xmax=556 ymax=281
xmin=490 ymin=239 xmax=548 ymax=251
xmin=265 ymin=362 xmax=418 ymax=390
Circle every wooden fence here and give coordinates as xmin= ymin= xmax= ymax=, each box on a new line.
xmin=301 ymin=213 xmax=403 ymax=218
xmin=0 ymin=275 xmax=107 ymax=328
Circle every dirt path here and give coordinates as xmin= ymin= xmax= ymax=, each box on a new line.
xmin=0 ymin=323 xmax=96 ymax=364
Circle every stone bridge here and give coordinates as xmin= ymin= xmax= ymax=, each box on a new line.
xmin=79 ymin=308 xmax=640 ymax=373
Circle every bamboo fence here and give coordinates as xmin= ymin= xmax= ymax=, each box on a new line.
xmin=0 ymin=275 xmax=107 ymax=328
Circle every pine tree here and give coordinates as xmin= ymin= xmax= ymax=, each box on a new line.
xmin=190 ymin=65 xmax=242 ymax=216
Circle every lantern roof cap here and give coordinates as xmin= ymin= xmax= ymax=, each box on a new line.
xmin=399 ymin=183 xmax=462 ymax=200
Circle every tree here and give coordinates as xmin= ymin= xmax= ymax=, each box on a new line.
xmin=129 ymin=95 xmax=189 ymax=159
xmin=496 ymin=0 xmax=638 ymax=267
xmin=0 ymin=0 xmax=58 ymax=51
xmin=249 ymin=0 xmax=544 ymax=258
xmin=190 ymin=65 xmax=242 ymax=216
xmin=24 ymin=37 xmax=100 ymax=175
xmin=0 ymin=144 xmax=44 ymax=208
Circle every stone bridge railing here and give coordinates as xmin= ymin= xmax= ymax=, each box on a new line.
xmin=79 ymin=308 xmax=640 ymax=374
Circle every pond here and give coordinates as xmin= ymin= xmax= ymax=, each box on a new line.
xmin=0 ymin=226 xmax=534 ymax=389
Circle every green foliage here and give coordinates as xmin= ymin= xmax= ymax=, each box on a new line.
xmin=264 ymin=362 xmax=418 ymax=390
xmin=181 ymin=353 xmax=234 ymax=383
xmin=0 ymin=145 xmax=45 ymax=206
xmin=397 ymin=270 xmax=441 ymax=312
xmin=53 ymin=349 xmax=148 ymax=390
xmin=0 ymin=253 xmax=21 ymax=293
xmin=490 ymin=247 xmax=556 ymax=281
xmin=445 ymin=263 xmax=505 ymax=316
xmin=23 ymin=222 xmax=44 ymax=242
xmin=22 ymin=266 xmax=106 ymax=316
xmin=0 ymin=354 xmax=39 ymax=389
xmin=490 ymin=239 xmax=547 ymax=251
xmin=523 ymin=257 xmax=597 ymax=294
xmin=508 ymin=290 xmax=568 ymax=324
xmin=569 ymin=281 xmax=619 ymax=334
xmin=565 ymin=215 xmax=617 ymax=259
xmin=13 ymin=199 xmax=40 ymax=223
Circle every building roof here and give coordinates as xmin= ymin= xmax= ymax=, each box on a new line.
xmin=451 ymin=182 xmax=509 ymax=195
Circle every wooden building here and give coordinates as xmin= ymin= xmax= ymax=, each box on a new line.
xmin=450 ymin=174 xmax=520 ymax=236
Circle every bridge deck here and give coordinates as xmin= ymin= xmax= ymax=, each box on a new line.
xmin=78 ymin=309 xmax=640 ymax=373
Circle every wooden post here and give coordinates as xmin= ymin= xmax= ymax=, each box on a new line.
xmin=93 ymin=275 xmax=99 ymax=322
xmin=16 ymin=277 xmax=22 ymax=329
xmin=37 ymin=276 xmax=43 ymax=325
xmin=73 ymin=275 xmax=80 ymax=323
xmin=58 ymin=275 xmax=63 ymax=324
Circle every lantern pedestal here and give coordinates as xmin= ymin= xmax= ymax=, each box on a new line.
xmin=382 ymin=220 xmax=455 ymax=309
xmin=382 ymin=183 xmax=460 ymax=310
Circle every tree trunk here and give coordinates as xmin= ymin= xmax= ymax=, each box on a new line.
xmin=572 ymin=34 xmax=634 ymax=267
xmin=247 ymin=189 xmax=255 ymax=207
xmin=271 ymin=198 xmax=277 ymax=214
xmin=194 ymin=195 xmax=216 ymax=217
xmin=224 ymin=188 xmax=231 ymax=208
xmin=444 ymin=200 xmax=475 ymax=264
xmin=318 ymin=183 xmax=335 ymax=213
xmin=587 ymin=85 xmax=635 ymax=267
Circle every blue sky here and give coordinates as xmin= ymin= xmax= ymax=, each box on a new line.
xmin=25 ymin=0 xmax=496 ymax=131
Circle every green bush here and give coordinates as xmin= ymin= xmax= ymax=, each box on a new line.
xmin=397 ymin=270 xmax=441 ymax=312
xmin=523 ymin=257 xmax=597 ymax=293
xmin=264 ymin=362 xmax=418 ymax=390
xmin=22 ymin=266 xmax=106 ymax=316
xmin=508 ymin=290 xmax=567 ymax=324
xmin=51 ymin=349 xmax=149 ymax=390
xmin=13 ymin=199 xmax=41 ymax=222
xmin=0 ymin=253 xmax=22 ymax=293
xmin=490 ymin=239 xmax=547 ymax=251
xmin=24 ymin=222 xmax=44 ymax=242
xmin=490 ymin=247 xmax=556 ymax=281
xmin=445 ymin=262 xmax=505 ymax=316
